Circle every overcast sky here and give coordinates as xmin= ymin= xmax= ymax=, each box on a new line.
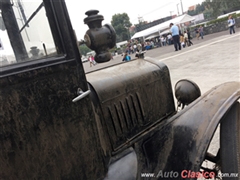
xmin=65 ymin=0 xmax=204 ymax=40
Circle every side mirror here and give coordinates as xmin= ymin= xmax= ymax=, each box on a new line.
xmin=175 ymin=79 xmax=201 ymax=109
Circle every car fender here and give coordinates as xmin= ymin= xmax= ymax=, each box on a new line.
xmin=103 ymin=148 xmax=138 ymax=180
xmin=159 ymin=81 xmax=240 ymax=174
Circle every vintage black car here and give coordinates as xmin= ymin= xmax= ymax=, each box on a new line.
xmin=0 ymin=0 xmax=239 ymax=179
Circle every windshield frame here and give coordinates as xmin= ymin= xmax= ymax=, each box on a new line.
xmin=0 ymin=0 xmax=82 ymax=77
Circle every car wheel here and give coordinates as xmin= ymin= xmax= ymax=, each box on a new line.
xmin=201 ymin=102 xmax=240 ymax=180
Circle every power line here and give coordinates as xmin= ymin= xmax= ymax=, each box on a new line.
xmin=142 ymin=2 xmax=174 ymax=17
xmin=132 ymin=2 xmax=175 ymax=22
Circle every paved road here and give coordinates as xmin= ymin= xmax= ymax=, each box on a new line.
xmin=83 ymin=28 xmax=240 ymax=174
xmin=147 ymin=30 xmax=240 ymax=94
xmin=84 ymin=29 xmax=240 ymax=94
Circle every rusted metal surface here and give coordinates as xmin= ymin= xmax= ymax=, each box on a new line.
xmin=87 ymin=58 xmax=176 ymax=151
xmin=0 ymin=60 xmax=107 ymax=179
xmin=0 ymin=1 xmax=107 ymax=179
xmin=104 ymin=148 xmax=138 ymax=180
xmin=175 ymin=79 xmax=201 ymax=108
xmin=132 ymin=81 xmax=240 ymax=179
xmin=1 ymin=0 xmax=240 ymax=179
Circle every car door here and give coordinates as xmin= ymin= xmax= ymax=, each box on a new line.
xmin=0 ymin=0 xmax=105 ymax=179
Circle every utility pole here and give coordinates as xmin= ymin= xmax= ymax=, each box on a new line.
xmin=177 ymin=3 xmax=180 ymax=16
xmin=138 ymin=16 xmax=144 ymax=24
xmin=180 ymin=0 xmax=184 ymax=15
xmin=124 ymin=25 xmax=131 ymax=40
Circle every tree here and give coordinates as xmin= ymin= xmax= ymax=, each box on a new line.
xmin=111 ymin=13 xmax=132 ymax=42
xmin=187 ymin=0 xmax=240 ymax=19
xmin=187 ymin=10 xmax=197 ymax=16
xmin=208 ymin=0 xmax=240 ymax=17
xmin=203 ymin=0 xmax=212 ymax=10
xmin=79 ymin=44 xmax=91 ymax=56
xmin=203 ymin=8 xmax=214 ymax=19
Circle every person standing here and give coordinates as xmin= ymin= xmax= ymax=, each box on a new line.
xmin=187 ymin=29 xmax=193 ymax=46
xmin=167 ymin=33 xmax=172 ymax=45
xmin=199 ymin=25 xmax=204 ymax=39
xmin=180 ymin=33 xmax=186 ymax=48
xmin=88 ymin=56 xmax=94 ymax=67
xmin=130 ymin=45 xmax=133 ymax=54
xmin=158 ymin=37 xmax=162 ymax=47
xmin=169 ymin=23 xmax=181 ymax=51
xmin=161 ymin=36 xmax=166 ymax=46
xmin=184 ymin=31 xmax=188 ymax=46
xmin=133 ymin=43 xmax=137 ymax=53
xmin=228 ymin=15 xmax=235 ymax=34
xmin=195 ymin=28 xmax=199 ymax=40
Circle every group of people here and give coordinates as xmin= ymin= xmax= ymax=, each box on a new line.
xmin=87 ymin=16 xmax=236 ymax=65
xmin=160 ymin=33 xmax=173 ymax=46
xmin=122 ymin=41 xmax=145 ymax=61
xmin=159 ymin=27 xmax=198 ymax=50
xmin=169 ymin=23 xmax=203 ymax=51
xmin=180 ymin=30 xmax=193 ymax=48
xmin=169 ymin=23 xmax=182 ymax=51
xmin=124 ymin=40 xmax=153 ymax=55
xmin=169 ymin=13 xmax=236 ymax=52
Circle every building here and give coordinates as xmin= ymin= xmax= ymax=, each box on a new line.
xmin=188 ymin=5 xmax=196 ymax=11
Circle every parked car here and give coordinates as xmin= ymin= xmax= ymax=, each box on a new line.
xmin=82 ymin=57 xmax=88 ymax=63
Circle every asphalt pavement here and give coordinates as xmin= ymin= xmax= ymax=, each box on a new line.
xmin=83 ymin=28 xmax=240 ymax=94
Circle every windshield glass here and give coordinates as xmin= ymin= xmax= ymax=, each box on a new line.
xmin=0 ymin=0 xmax=58 ymax=66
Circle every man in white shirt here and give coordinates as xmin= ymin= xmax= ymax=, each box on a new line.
xmin=170 ymin=23 xmax=181 ymax=51
xmin=161 ymin=36 xmax=166 ymax=46
xmin=133 ymin=44 xmax=137 ymax=53
xmin=167 ymin=34 xmax=172 ymax=45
